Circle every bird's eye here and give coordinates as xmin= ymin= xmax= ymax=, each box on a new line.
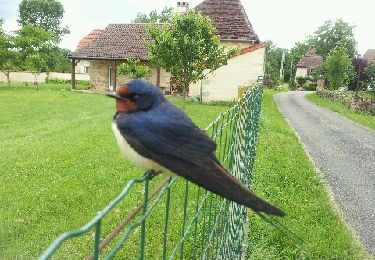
xmin=133 ymin=94 xmax=140 ymax=100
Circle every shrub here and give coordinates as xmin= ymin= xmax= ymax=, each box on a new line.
xmin=48 ymin=78 xmax=90 ymax=86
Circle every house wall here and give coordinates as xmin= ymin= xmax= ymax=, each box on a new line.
xmin=295 ymin=67 xmax=308 ymax=78
xmin=220 ymin=40 xmax=252 ymax=49
xmin=75 ymin=60 xmax=90 ymax=74
xmin=189 ymin=47 xmax=265 ymax=101
xmin=89 ymin=60 xmax=171 ymax=91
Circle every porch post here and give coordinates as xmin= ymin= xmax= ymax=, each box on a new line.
xmin=71 ymin=58 xmax=76 ymax=90
xmin=113 ymin=61 xmax=117 ymax=91
xmin=156 ymin=67 xmax=161 ymax=88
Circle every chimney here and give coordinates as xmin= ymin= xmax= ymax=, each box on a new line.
xmin=177 ymin=2 xmax=189 ymax=14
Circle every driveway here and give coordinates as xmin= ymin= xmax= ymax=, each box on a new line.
xmin=274 ymin=91 xmax=375 ymax=256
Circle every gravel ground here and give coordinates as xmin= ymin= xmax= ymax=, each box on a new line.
xmin=274 ymin=91 xmax=375 ymax=256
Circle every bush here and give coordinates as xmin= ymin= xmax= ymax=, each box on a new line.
xmin=48 ymin=78 xmax=90 ymax=86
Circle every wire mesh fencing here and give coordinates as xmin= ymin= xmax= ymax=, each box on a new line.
xmin=39 ymin=82 xmax=263 ymax=260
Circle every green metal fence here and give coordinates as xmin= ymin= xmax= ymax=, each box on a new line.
xmin=39 ymin=83 xmax=263 ymax=260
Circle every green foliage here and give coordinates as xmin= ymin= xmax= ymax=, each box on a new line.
xmin=18 ymin=0 xmax=69 ymax=41
xmin=26 ymin=53 xmax=48 ymax=87
xmin=265 ymin=41 xmax=284 ymax=86
xmin=132 ymin=7 xmax=174 ymax=23
xmin=14 ymin=25 xmax=55 ymax=65
xmin=117 ymin=58 xmax=151 ymax=79
xmin=324 ymin=44 xmax=354 ymax=89
xmin=48 ymin=78 xmax=90 ymax=86
xmin=365 ymin=62 xmax=375 ymax=93
xmin=0 ymin=23 xmax=19 ymax=86
xmin=148 ymin=10 xmax=236 ymax=96
xmin=48 ymin=47 xmax=71 ymax=73
xmin=310 ymin=19 xmax=357 ymax=59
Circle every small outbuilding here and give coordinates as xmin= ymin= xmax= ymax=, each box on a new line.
xmin=295 ymin=45 xmax=323 ymax=78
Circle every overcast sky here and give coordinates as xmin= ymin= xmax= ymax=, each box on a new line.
xmin=1 ymin=0 xmax=374 ymax=55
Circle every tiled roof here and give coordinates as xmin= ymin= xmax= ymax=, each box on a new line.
xmin=76 ymin=29 xmax=104 ymax=50
xmin=297 ymin=46 xmax=323 ymax=68
xmin=362 ymin=49 xmax=375 ymax=64
xmin=69 ymin=24 xmax=161 ymax=60
xmin=195 ymin=0 xmax=259 ymax=42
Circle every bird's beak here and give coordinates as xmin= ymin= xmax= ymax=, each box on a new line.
xmin=106 ymin=85 xmax=136 ymax=112
xmin=106 ymin=92 xmax=129 ymax=101
xmin=106 ymin=84 xmax=131 ymax=100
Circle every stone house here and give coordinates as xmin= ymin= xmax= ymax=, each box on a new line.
xmin=295 ymin=45 xmax=323 ymax=78
xmin=68 ymin=24 xmax=170 ymax=92
xmin=74 ymin=29 xmax=103 ymax=75
xmin=362 ymin=49 xmax=375 ymax=64
xmin=68 ymin=0 xmax=265 ymax=101
xmin=190 ymin=0 xmax=265 ymax=101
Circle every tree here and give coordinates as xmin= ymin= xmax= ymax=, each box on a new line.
xmin=18 ymin=0 xmax=69 ymax=41
xmin=49 ymin=47 xmax=71 ymax=73
xmin=310 ymin=19 xmax=357 ymax=59
xmin=351 ymin=57 xmax=369 ymax=95
xmin=117 ymin=58 xmax=151 ymax=79
xmin=0 ymin=20 xmax=19 ymax=86
xmin=365 ymin=62 xmax=375 ymax=93
xmin=14 ymin=25 xmax=54 ymax=68
xmin=265 ymin=41 xmax=284 ymax=86
xmin=132 ymin=7 xmax=174 ymax=23
xmin=324 ymin=44 xmax=354 ymax=90
xmin=26 ymin=53 xmax=48 ymax=89
xmin=148 ymin=11 xmax=236 ymax=104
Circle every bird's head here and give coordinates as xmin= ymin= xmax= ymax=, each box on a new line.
xmin=106 ymin=80 xmax=166 ymax=113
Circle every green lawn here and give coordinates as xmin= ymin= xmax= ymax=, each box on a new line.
xmin=248 ymin=89 xmax=371 ymax=259
xmin=0 ymin=83 xmax=229 ymax=259
xmin=306 ymin=93 xmax=375 ymax=131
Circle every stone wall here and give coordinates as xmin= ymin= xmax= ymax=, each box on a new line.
xmin=0 ymin=71 xmax=89 ymax=83
xmin=317 ymin=89 xmax=375 ymax=115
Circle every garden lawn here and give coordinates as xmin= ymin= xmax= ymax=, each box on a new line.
xmin=247 ymin=89 xmax=372 ymax=259
xmin=0 ymin=83 xmax=229 ymax=259
xmin=306 ymin=93 xmax=375 ymax=131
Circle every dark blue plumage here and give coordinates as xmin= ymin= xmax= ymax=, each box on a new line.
xmin=107 ymin=79 xmax=285 ymax=217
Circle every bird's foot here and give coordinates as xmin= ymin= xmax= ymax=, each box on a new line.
xmin=144 ymin=170 xmax=161 ymax=180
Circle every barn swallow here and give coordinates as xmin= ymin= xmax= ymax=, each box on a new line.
xmin=107 ymin=80 xmax=285 ymax=217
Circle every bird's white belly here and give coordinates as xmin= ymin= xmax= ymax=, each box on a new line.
xmin=112 ymin=123 xmax=170 ymax=173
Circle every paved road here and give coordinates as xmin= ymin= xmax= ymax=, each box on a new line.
xmin=274 ymin=91 xmax=375 ymax=256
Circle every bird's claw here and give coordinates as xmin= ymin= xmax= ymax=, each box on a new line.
xmin=144 ymin=170 xmax=161 ymax=180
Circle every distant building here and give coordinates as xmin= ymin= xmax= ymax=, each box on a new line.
xmin=295 ymin=45 xmax=323 ymax=78
xmin=362 ymin=49 xmax=375 ymax=64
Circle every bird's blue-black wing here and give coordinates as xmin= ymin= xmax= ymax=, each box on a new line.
xmin=115 ymin=101 xmax=216 ymax=165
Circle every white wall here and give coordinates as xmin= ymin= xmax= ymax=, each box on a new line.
xmin=0 ymin=72 xmax=89 ymax=83
xmin=295 ymin=68 xmax=308 ymax=78
xmin=189 ymin=47 xmax=265 ymax=101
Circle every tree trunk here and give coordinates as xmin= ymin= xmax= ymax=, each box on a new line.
xmin=6 ymin=71 xmax=10 ymax=87
xmin=355 ymin=66 xmax=361 ymax=98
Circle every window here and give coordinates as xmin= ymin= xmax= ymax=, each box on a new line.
xmin=83 ymin=66 xmax=89 ymax=74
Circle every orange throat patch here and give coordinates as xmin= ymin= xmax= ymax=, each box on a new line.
xmin=116 ymin=98 xmax=136 ymax=112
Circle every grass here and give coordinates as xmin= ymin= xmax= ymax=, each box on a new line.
xmin=306 ymin=93 xmax=375 ymax=131
xmin=247 ymin=89 xmax=372 ymax=259
xmin=0 ymin=83 xmax=230 ymax=259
